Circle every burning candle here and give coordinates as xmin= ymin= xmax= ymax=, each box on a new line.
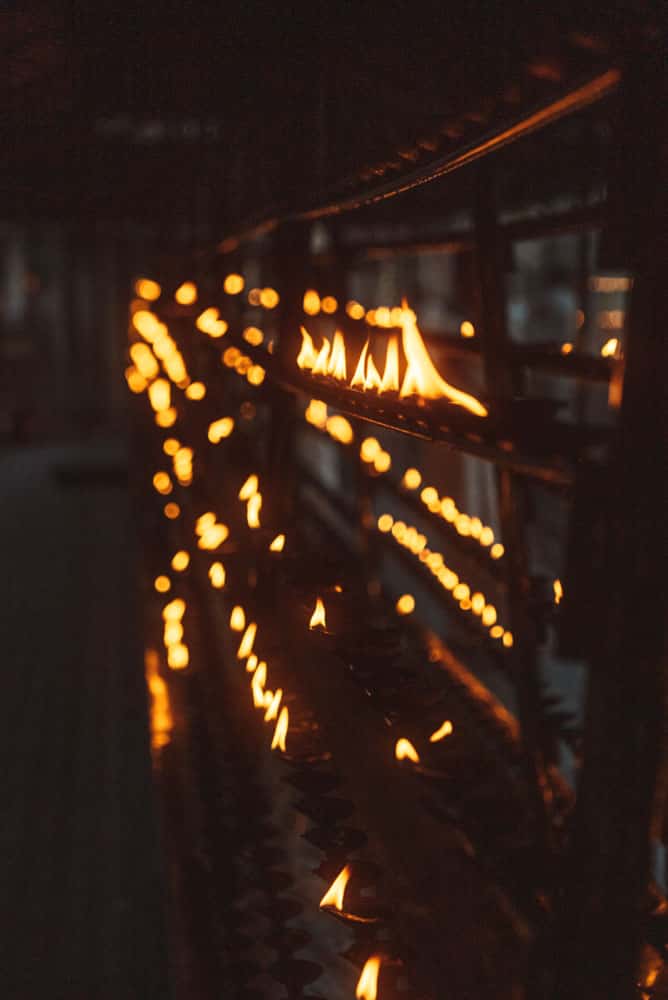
xmin=319 ymin=865 xmax=351 ymax=911
xmin=356 ymin=956 xmax=381 ymax=1000
xmin=429 ymin=720 xmax=453 ymax=743
xmin=309 ymin=597 xmax=327 ymax=630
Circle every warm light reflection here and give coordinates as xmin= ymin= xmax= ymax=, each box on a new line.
xmin=395 ymin=738 xmax=420 ymax=762
xmin=401 ymin=467 xmax=421 ymax=490
xmin=460 ymin=320 xmax=475 ymax=338
xmin=224 ymin=273 xmax=244 ymax=295
xmin=271 ymin=706 xmax=288 ymax=751
xmin=239 ymin=474 xmax=259 ymax=500
xmin=356 ymin=956 xmax=381 ymax=1000
xmin=350 ymin=339 xmax=369 ymax=388
xmin=554 ymin=578 xmax=563 ymax=605
xmin=230 ymin=606 xmax=246 ymax=631
xmin=246 ymin=493 xmax=262 ymax=528
xmin=163 ymin=621 xmax=183 ymax=645
xmin=319 ymin=865 xmax=351 ymax=911
xmin=377 ymin=514 xmax=394 ymax=533
xmin=196 ymin=307 xmax=228 ymax=338
xmin=561 ymin=342 xmax=574 ymax=355
xmin=126 ymin=367 xmax=148 ymax=393
xmin=601 ymin=337 xmax=619 ymax=358
xmin=309 ymin=597 xmax=327 ymax=630
xmin=237 ymin=623 xmax=257 ymax=659
xmin=248 ymin=287 xmax=262 ymax=306
xmin=208 ymin=562 xmax=226 ymax=588
xmin=247 ymin=365 xmax=265 ymax=386
xmin=326 ymin=414 xmax=354 ymax=445
xmin=154 ymin=575 xmax=171 ymax=593
xmin=245 ymin=653 xmax=258 ymax=674
xmin=175 ymin=281 xmax=197 ymax=306
xmin=260 ymin=287 xmax=280 ymax=309
xmin=305 ymin=398 xmax=328 ymax=429
xmin=430 ymin=719 xmax=453 ymax=742
xmin=208 ymin=417 xmax=235 ymax=443
xmin=155 ymin=407 xmax=177 ymax=428
xmin=346 ymin=300 xmax=365 ymax=320
xmin=195 ymin=512 xmax=216 ymax=535
xmin=171 ymin=550 xmax=190 ymax=572
xmin=185 ymin=382 xmax=206 ymax=401
xmin=163 ymin=598 xmax=186 ymax=621
xmin=264 ymin=688 xmax=283 ymax=722
xmin=360 ymin=437 xmax=381 ymax=463
xmin=395 ymin=594 xmax=415 ymax=615
xmin=145 ymin=649 xmax=172 ymax=750
xmin=327 ymin=331 xmax=347 ymax=380
xmin=373 ymin=450 xmax=391 ymax=473
xmin=135 ymin=278 xmax=161 ymax=301
xmin=269 ymin=533 xmax=285 ymax=552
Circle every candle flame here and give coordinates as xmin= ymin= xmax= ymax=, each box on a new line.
xmin=230 ymin=606 xmax=245 ymax=631
xmin=364 ymin=354 xmax=382 ymax=391
xmin=379 ymin=335 xmax=400 ymax=393
xmin=601 ymin=337 xmax=619 ymax=358
xmin=309 ymin=597 xmax=327 ymax=630
xmin=553 ymin=578 xmax=563 ymax=605
xmin=251 ymin=662 xmax=267 ymax=707
xmin=395 ymin=738 xmax=420 ymax=763
xmin=264 ymin=688 xmax=283 ymax=721
xmin=297 ymin=326 xmax=317 ymax=370
xmin=271 ymin=706 xmax=289 ymax=751
xmin=429 ymin=719 xmax=453 ymax=742
xmin=269 ymin=533 xmax=285 ymax=552
xmin=247 ymin=492 xmax=262 ymax=528
xmin=312 ymin=338 xmax=331 ymax=376
xmin=246 ymin=653 xmax=258 ymax=673
xmin=237 ymin=623 xmax=257 ymax=659
xmin=351 ymin=339 xmax=369 ymax=388
xmin=319 ymin=865 xmax=351 ymax=911
xmin=327 ymin=330 xmax=347 ymax=380
xmin=208 ymin=561 xmax=226 ymax=588
xmin=239 ymin=474 xmax=259 ymax=500
xmin=356 ymin=956 xmax=381 ymax=1000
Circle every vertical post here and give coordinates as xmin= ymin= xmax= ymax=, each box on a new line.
xmin=557 ymin=49 xmax=668 ymax=1000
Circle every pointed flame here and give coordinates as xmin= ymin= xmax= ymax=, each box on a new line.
xmin=247 ymin=492 xmax=262 ymax=528
xmin=271 ymin=706 xmax=289 ymax=751
xmin=312 ymin=338 xmax=331 ymax=376
xmin=264 ymin=688 xmax=283 ymax=721
xmin=309 ymin=597 xmax=327 ymax=630
xmin=239 ymin=474 xmax=258 ymax=500
xmin=251 ymin=662 xmax=267 ymax=707
xmin=269 ymin=533 xmax=285 ymax=552
xmin=297 ymin=326 xmax=317 ymax=370
xmin=351 ymin=340 xmax=369 ymax=388
xmin=395 ymin=738 xmax=420 ymax=762
xmin=319 ymin=865 xmax=351 ymax=911
xmin=237 ymin=623 xmax=257 ymax=659
xmin=327 ymin=330 xmax=347 ymax=380
xmin=356 ymin=956 xmax=381 ymax=1000
xmin=429 ymin=719 xmax=453 ymax=742
xmin=400 ymin=311 xmax=488 ymax=416
xmin=379 ymin=335 xmax=400 ymax=393
xmin=364 ymin=355 xmax=382 ymax=391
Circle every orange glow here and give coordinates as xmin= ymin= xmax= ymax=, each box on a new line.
xmin=145 ymin=649 xmax=172 ymax=750
xmin=223 ymin=346 xmax=241 ymax=367
xmin=168 ymin=643 xmax=189 ymax=670
xmin=490 ymin=543 xmax=504 ymax=560
xmin=129 ymin=342 xmax=159 ymax=379
xmin=379 ymin=336 xmax=400 ymax=393
xmin=245 ymin=653 xmax=258 ymax=674
xmin=351 ymin=339 xmax=369 ymax=388
xmin=377 ymin=514 xmax=394 ymax=532
xmin=237 ymin=623 xmax=257 ymax=659
xmin=246 ymin=493 xmax=262 ymax=528
xmin=162 ymin=438 xmax=179 ymax=456
xmin=420 ymin=486 xmax=438 ymax=506
xmin=208 ymin=562 xmax=226 ymax=588
xmin=430 ymin=719 xmax=453 ymax=742
xmin=248 ymin=287 xmax=262 ymax=306
xmin=303 ymin=289 xmax=321 ymax=316
xmin=195 ymin=512 xmax=216 ymax=535
xmin=327 ymin=330 xmax=347 ymax=380
xmin=321 ymin=295 xmax=337 ymax=314
xmin=208 ymin=417 xmax=235 ymax=443
xmin=252 ymin=662 xmax=267 ymax=707
xmin=269 ymin=533 xmax=285 ymax=552
xmin=471 ymin=592 xmax=485 ymax=615
xmin=175 ymin=281 xmax=197 ymax=305
xmin=153 ymin=471 xmax=172 ymax=495
xmin=264 ymin=688 xmax=283 ymax=722
xmin=297 ymin=326 xmax=317 ymax=370
xmin=163 ymin=621 xmax=183 ymax=645
xmin=373 ymin=450 xmax=391 ymax=473
xmin=400 ymin=309 xmax=488 ymax=416
xmin=356 ymin=956 xmax=381 ymax=1000
xmin=164 ymin=502 xmax=181 ymax=521
xmin=402 ymin=468 xmax=422 ymax=490
xmin=155 ymin=406 xmax=177 ymax=428
xmin=243 ymin=326 xmax=264 ymax=346
xmin=260 ymin=287 xmax=280 ymax=309
xmin=171 ymin=551 xmax=190 ymax=572
xmin=154 ymin=575 xmax=171 ymax=593
xmin=395 ymin=738 xmax=420 ymax=763
xmin=305 ymin=399 xmax=328 ymax=429
xmin=601 ymin=337 xmax=619 ymax=358
xmin=149 ymin=378 xmax=171 ymax=413
xmin=554 ymin=578 xmax=563 ymax=605
xmin=479 ymin=526 xmax=494 ymax=546
xmin=247 ymin=365 xmax=265 ymax=386
xmin=503 ymin=631 xmax=514 ymax=648
xmin=346 ymin=300 xmax=365 ymax=320
xmin=482 ymin=604 xmax=497 ymax=627
xmin=126 ymin=367 xmax=148 ymax=393
xmin=197 ymin=523 xmax=229 ymax=550
xmin=135 ymin=278 xmax=161 ymax=301
xmin=561 ymin=342 xmax=574 ymax=355
xmin=364 ymin=355 xmax=382 ymax=391
xmin=490 ymin=624 xmax=504 ymax=639
xmin=162 ymin=598 xmax=186 ymax=622
xmin=224 ymin=273 xmax=244 ymax=295
xmin=360 ymin=436 xmax=381 ymax=463
xmin=271 ymin=706 xmax=288 ymax=751
xmin=196 ymin=307 xmax=228 ymax=338
xmin=230 ymin=606 xmax=245 ymax=631
xmin=396 ymin=594 xmax=415 ymax=615
xmin=312 ymin=338 xmax=331 ymax=376
xmin=326 ymin=415 xmax=354 ymax=444
xmin=319 ymin=865 xmax=351 ymax=911
xmin=239 ymin=474 xmax=259 ymax=500
xmin=133 ymin=309 xmax=160 ymax=341
xmin=309 ymin=597 xmax=326 ymax=630
xmin=460 ymin=320 xmax=475 ymax=338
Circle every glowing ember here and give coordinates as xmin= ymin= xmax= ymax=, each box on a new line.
xmin=554 ymin=578 xmax=563 ymax=605
xmin=395 ymin=738 xmax=420 ymax=763
xmin=271 ymin=706 xmax=289 ymax=751
xmin=246 ymin=493 xmax=262 ymax=528
xmin=237 ymin=623 xmax=257 ymax=659
xmin=319 ymin=865 xmax=351 ymax=911
xmin=164 ymin=502 xmax=180 ymax=519
xmin=230 ymin=606 xmax=246 ymax=631
xmin=239 ymin=474 xmax=259 ymax=500
xmin=460 ymin=320 xmax=475 ymax=338
xmin=269 ymin=533 xmax=285 ymax=552
xmin=327 ymin=330 xmax=347 ymax=380
xmin=356 ymin=956 xmax=381 ymax=1000
xmin=561 ymin=342 xmax=574 ymax=355
xmin=309 ymin=597 xmax=327 ymax=630
xmin=430 ymin=720 xmax=453 ymax=742
xmin=379 ymin=335 xmax=400 ymax=393
xmin=264 ymin=688 xmax=283 ymax=722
